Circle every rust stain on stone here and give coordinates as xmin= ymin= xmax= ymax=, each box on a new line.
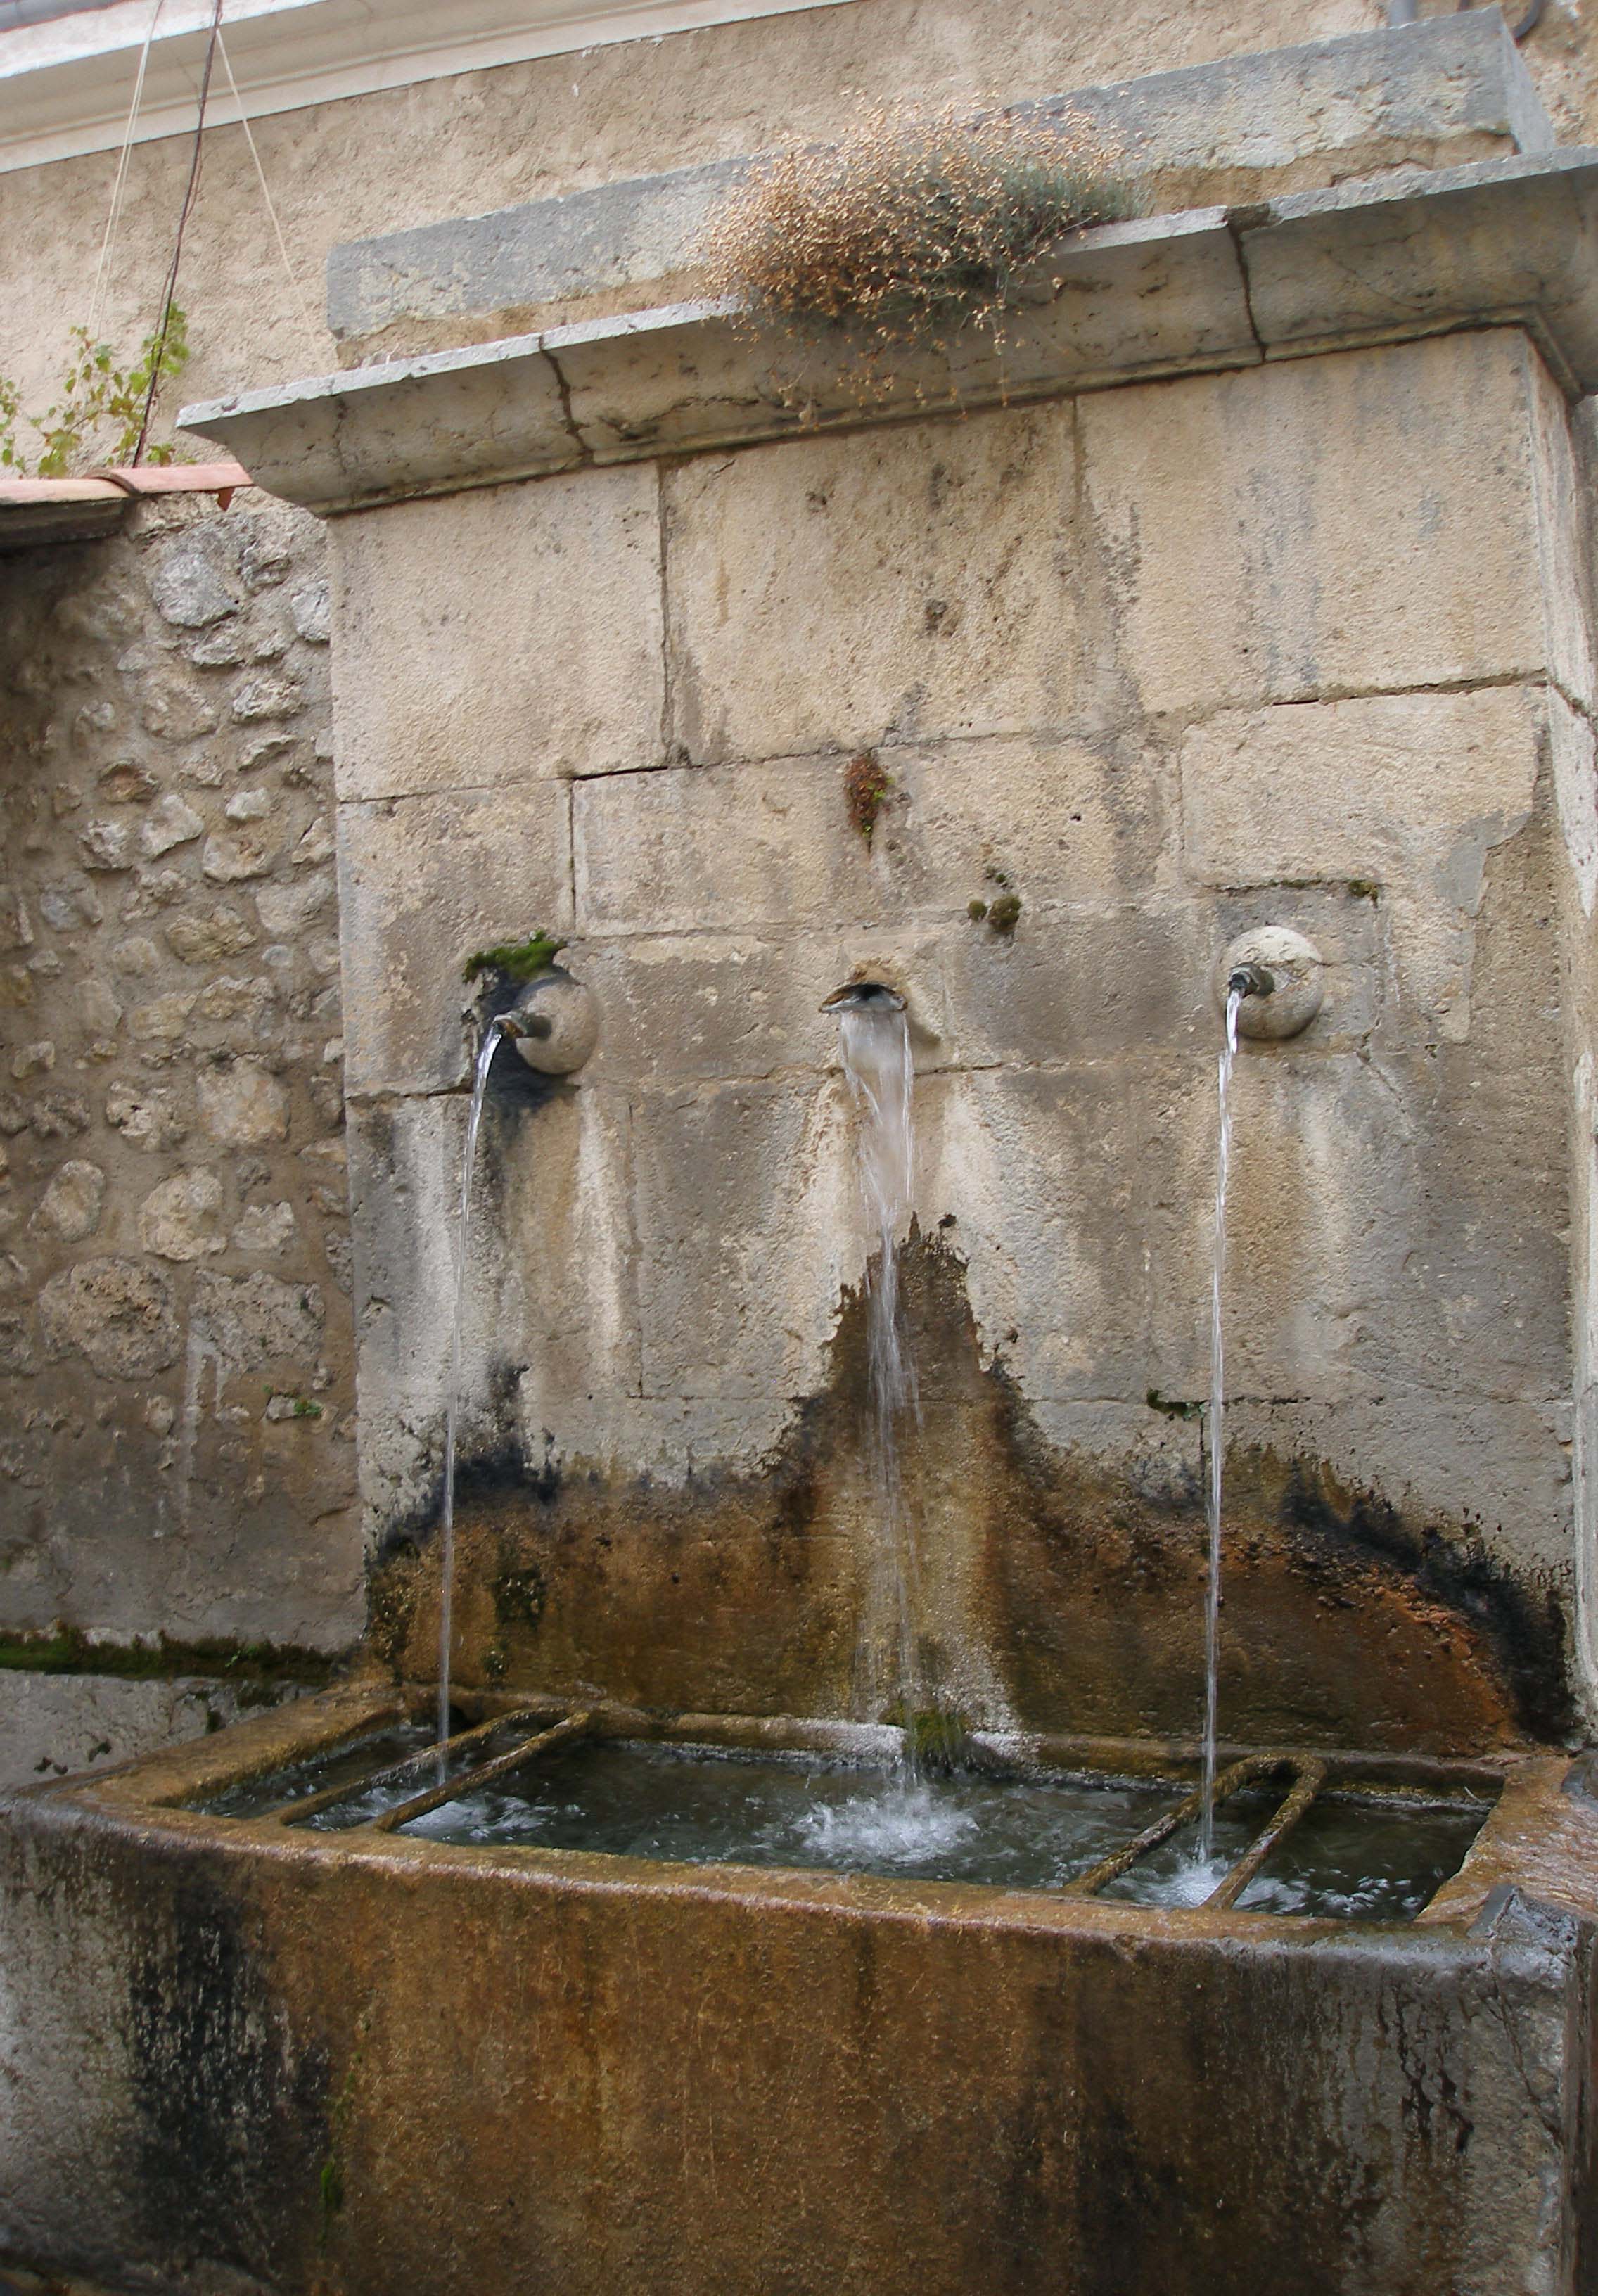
xmin=369 ymin=1236 xmax=1568 ymax=1753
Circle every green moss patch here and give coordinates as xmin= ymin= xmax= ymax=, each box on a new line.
xmin=0 ymin=1626 xmax=341 ymax=1687
xmin=462 ymin=932 xmax=568 ymax=985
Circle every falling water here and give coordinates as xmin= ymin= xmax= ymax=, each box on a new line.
xmin=1200 ymin=985 xmax=1245 ymax=1857
xmin=437 ymin=1014 xmax=519 ymax=1766
xmin=836 ymin=997 xmax=923 ymax=1733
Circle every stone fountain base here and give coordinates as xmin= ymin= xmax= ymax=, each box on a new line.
xmin=2 ymin=1682 xmax=1594 ymax=2296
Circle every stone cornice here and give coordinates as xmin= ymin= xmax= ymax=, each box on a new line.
xmin=179 ymin=149 xmax=1598 ymax=518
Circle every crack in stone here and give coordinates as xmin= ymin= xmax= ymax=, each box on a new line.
xmin=1223 ymin=203 xmax=1273 ymax=362
xmin=539 ymin=340 xmax=591 ymax=468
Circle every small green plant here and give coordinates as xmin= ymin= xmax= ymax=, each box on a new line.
xmin=319 ymin=2039 xmax=363 ymax=2247
xmin=0 ymin=310 xmax=191 ymax=476
xmin=701 ymin=100 xmax=1132 ymax=401
xmin=462 ymin=931 xmax=567 ymax=985
xmin=844 ymin=749 xmax=892 ymax=844
xmin=971 ymin=867 xmax=1022 ymax=936
xmin=888 ymin=1699 xmax=971 ymax=1775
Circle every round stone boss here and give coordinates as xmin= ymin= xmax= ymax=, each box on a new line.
xmin=1215 ymin=926 xmax=1325 ymax=1040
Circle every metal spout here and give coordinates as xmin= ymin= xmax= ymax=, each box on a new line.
xmin=1227 ymin=963 xmax=1276 ymax=1001
xmin=821 ymin=981 xmax=906 ymax=1013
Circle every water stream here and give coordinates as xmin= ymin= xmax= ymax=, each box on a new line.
xmin=836 ymin=997 xmax=925 ymax=1747
xmin=437 ymin=1014 xmax=518 ymax=1766
xmin=1201 ymin=985 xmax=1245 ymax=1857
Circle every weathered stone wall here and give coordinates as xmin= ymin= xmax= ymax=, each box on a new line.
xmin=9 ymin=0 xmax=1598 ymax=452
xmin=334 ymin=322 xmax=1596 ymax=1753
xmin=1 ymin=1 xmax=1377 ymax=431
xmin=0 ymin=490 xmax=362 ymax=1740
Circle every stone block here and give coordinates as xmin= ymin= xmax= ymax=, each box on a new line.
xmin=0 ymin=1673 xmax=307 ymax=1792
xmin=183 ymin=335 xmax=580 ymax=514
xmin=197 ymin=1059 xmax=288 ymax=1145
xmin=1080 ymin=332 xmax=1551 ymax=716
xmin=1551 ymin=691 xmax=1598 ymax=925
xmin=1181 ymin=684 xmax=1545 ymax=1042
xmin=1027 ymin=1398 xmax=1202 ymax=1510
xmin=938 ymin=901 xmax=1207 ymax=1070
xmin=879 ymin=732 xmax=1175 ymax=910
xmin=339 ymin=780 xmax=573 ymax=1096
xmin=30 ymin=1159 xmax=104 ymax=1244
xmin=575 ymin=758 xmax=870 ymax=938
xmin=631 ymin=1075 xmax=849 ymax=1401
xmin=578 ymin=735 xmax=1169 ymax=952
xmin=146 ymin=527 xmax=240 ymax=630
xmin=193 ymin=1270 xmax=324 ymax=1373
xmin=572 ymin=929 xmax=951 ymax=1085
xmin=347 ymin=1083 xmax=639 ymax=1458
xmin=1238 ymin=151 xmax=1598 ymax=393
xmin=1181 ymin=685 xmax=1542 ymax=889
xmin=914 ymin=1066 xmax=1153 ymax=1402
xmin=1142 ymin=1047 xmax=1570 ymax=1411
xmin=38 ymin=1258 xmax=179 ymax=1380
xmin=1527 ymin=350 xmax=1598 ymax=713
xmin=1219 ymin=1393 xmax=1573 ymax=1581
xmin=330 ymin=463 xmax=663 ymax=802
xmin=139 ymin=794 xmax=204 ymax=859
xmin=138 ymin=1169 xmax=226 ymax=1261
xmin=663 ymin=402 xmax=1117 ymax=767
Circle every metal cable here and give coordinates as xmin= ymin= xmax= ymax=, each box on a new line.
xmin=132 ymin=0 xmax=225 ymax=464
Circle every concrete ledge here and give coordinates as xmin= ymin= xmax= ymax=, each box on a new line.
xmin=181 ymin=152 xmax=1598 ymax=518
xmin=327 ymin=12 xmax=1552 ymax=354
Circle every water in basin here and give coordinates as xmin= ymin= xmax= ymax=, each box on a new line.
xmin=1234 ymin=1792 xmax=1493 ymax=1922
xmin=203 ymin=1721 xmax=437 ymax=1819
xmin=400 ymin=1739 xmax=1179 ymax=1890
xmin=388 ymin=1740 xmax=1490 ymax=1916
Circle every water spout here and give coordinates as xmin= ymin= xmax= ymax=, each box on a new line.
xmin=834 ymin=990 xmax=922 ymax=1745
xmin=822 ymin=980 xmax=906 ymax=1014
xmin=437 ymin=1013 xmax=520 ymax=1766
xmin=1227 ymin=963 xmax=1275 ymax=1002
xmin=1201 ymin=983 xmax=1244 ymax=1856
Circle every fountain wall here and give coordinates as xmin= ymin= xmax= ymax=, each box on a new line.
xmin=187 ymin=128 xmax=1598 ymax=1752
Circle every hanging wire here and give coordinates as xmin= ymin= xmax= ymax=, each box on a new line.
xmin=132 ymin=0 xmax=226 ymax=463
xmin=215 ymin=24 xmax=322 ymax=366
xmin=87 ymin=0 xmax=164 ymax=345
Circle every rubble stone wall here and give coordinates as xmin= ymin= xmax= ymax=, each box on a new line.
xmin=0 ymin=490 xmax=362 ymax=1776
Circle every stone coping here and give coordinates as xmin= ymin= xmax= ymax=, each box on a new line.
xmin=326 ymin=11 xmax=1551 ymax=355
xmin=180 ymin=148 xmax=1598 ymax=517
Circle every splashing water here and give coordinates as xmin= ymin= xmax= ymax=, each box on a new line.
xmin=836 ymin=1001 xmax=923 ymax=1733
xmin=437 ymin=1015 xmax=519 ymax=1767
xmin=1201 ymin=986 xmax=1244 ymax=1856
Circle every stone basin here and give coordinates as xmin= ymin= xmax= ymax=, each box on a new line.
xmin=5 ymin=1682 xmax=1598 ymax=2296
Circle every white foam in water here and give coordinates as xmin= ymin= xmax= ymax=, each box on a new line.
xmin=793 ymin=1782 xmax=980 ymax=1867
xmin=1158 ymin=1852 xmax=1234 ymax=1909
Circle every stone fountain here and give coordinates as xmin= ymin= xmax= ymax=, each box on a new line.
xmin=6 ymin=17 xmax=1598 ymax=2293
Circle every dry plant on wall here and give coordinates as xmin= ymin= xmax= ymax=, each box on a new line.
xmin=701 ymin=100 xmax=1133 ymax=409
